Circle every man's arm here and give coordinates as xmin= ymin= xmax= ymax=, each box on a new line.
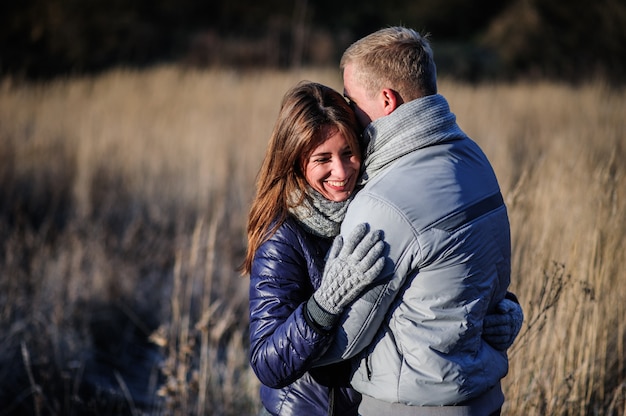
xmin=315 ymin=197 xmax=418 ymax=365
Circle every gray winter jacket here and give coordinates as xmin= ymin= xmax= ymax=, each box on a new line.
xmin=319 ymin=94 xmax=511 ymax=411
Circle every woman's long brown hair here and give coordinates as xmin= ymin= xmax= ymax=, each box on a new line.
xmin=241 ymin=81 xmax=360 ymax=275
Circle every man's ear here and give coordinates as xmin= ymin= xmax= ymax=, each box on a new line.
xmin=381 ymin=88 xmax=402 ymax=115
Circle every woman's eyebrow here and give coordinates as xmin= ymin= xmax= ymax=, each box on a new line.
xmin=309 ymin=150 xmax=331 ymax=157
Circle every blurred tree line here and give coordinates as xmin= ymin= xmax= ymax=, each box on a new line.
xmin=1 ymin=0 xmax=625 ymax=83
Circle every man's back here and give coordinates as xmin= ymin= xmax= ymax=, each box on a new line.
xmin=334 ymin=95 xmax=511 ymax=409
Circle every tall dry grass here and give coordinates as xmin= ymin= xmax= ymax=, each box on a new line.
xmin=0 ymin=66 xmax=624 ymax=415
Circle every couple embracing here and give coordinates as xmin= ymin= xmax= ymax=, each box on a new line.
xmin=242 ymin=26 xmax=523 ymax=416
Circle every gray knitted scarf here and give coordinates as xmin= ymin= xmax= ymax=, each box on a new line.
xmin=288 ymin=187 xmax=354 ymax=238
xmin=359 ymin=94 xmax=468 ymax=184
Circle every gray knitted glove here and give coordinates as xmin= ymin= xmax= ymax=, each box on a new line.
xmin=306 ymin=223 xmax=385 ymax=329
xmin=483 ymin=298 xmax=524 ymax=351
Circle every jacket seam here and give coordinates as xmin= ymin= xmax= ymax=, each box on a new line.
xmin=343 ymin=191 xmax=421 ymax=355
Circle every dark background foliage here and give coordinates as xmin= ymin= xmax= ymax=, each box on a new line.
xmin=1 ymin=0 xmax=625 ymax=82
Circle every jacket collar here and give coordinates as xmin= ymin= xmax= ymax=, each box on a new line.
xmin=359 ymin=94 xmax=467 ymax=184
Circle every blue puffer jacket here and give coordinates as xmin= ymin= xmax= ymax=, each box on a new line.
xmin=249 ymin=216 xmax=361 ymax=416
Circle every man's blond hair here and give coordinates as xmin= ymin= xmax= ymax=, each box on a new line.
xmin=340 ymin=26 xmax=437 ymax=102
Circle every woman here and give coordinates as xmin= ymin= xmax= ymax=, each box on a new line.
xmin=242 ymin=82 xmax=523 ymax=416
xmin=243 ymin=81 xmax=376 ymax=415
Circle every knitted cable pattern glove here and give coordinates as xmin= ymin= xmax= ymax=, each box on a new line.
xmin=306 ymin=223 xmax=385 ymax=329
xmin=483 ymin=297 xmax=524 ymax=351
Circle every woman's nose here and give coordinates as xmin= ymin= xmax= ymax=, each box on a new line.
xmin=331 ymin=159 xmax=347 ymax=177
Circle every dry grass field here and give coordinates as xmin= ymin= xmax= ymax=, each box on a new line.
xmin=1 ymin=66 xmax=624 ymax=415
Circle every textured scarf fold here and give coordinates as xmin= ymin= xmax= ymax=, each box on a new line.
xmin=288 ymin=187 xmax=354 ymax=238
xmin=359 ymin=94 xmax=468 ymax=184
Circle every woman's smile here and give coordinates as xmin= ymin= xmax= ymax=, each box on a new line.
xmin=305 ymin=130 xmax=361 ymax=202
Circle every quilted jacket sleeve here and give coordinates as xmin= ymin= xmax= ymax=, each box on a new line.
xmin=314 ymin=192 xmax=419 ymax=366
xmin=248 ymin=222 xmax=335 ymax=389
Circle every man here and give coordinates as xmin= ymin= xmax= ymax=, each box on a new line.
xmin=319 ymin=27 xmax=519 ymax=415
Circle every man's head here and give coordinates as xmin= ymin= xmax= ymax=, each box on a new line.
xmin=340 ymin=26 xmax=437 ymax=129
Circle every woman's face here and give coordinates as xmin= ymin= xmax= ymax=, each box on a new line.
xmin=304 ymin=129 xmax=360 ymax=202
